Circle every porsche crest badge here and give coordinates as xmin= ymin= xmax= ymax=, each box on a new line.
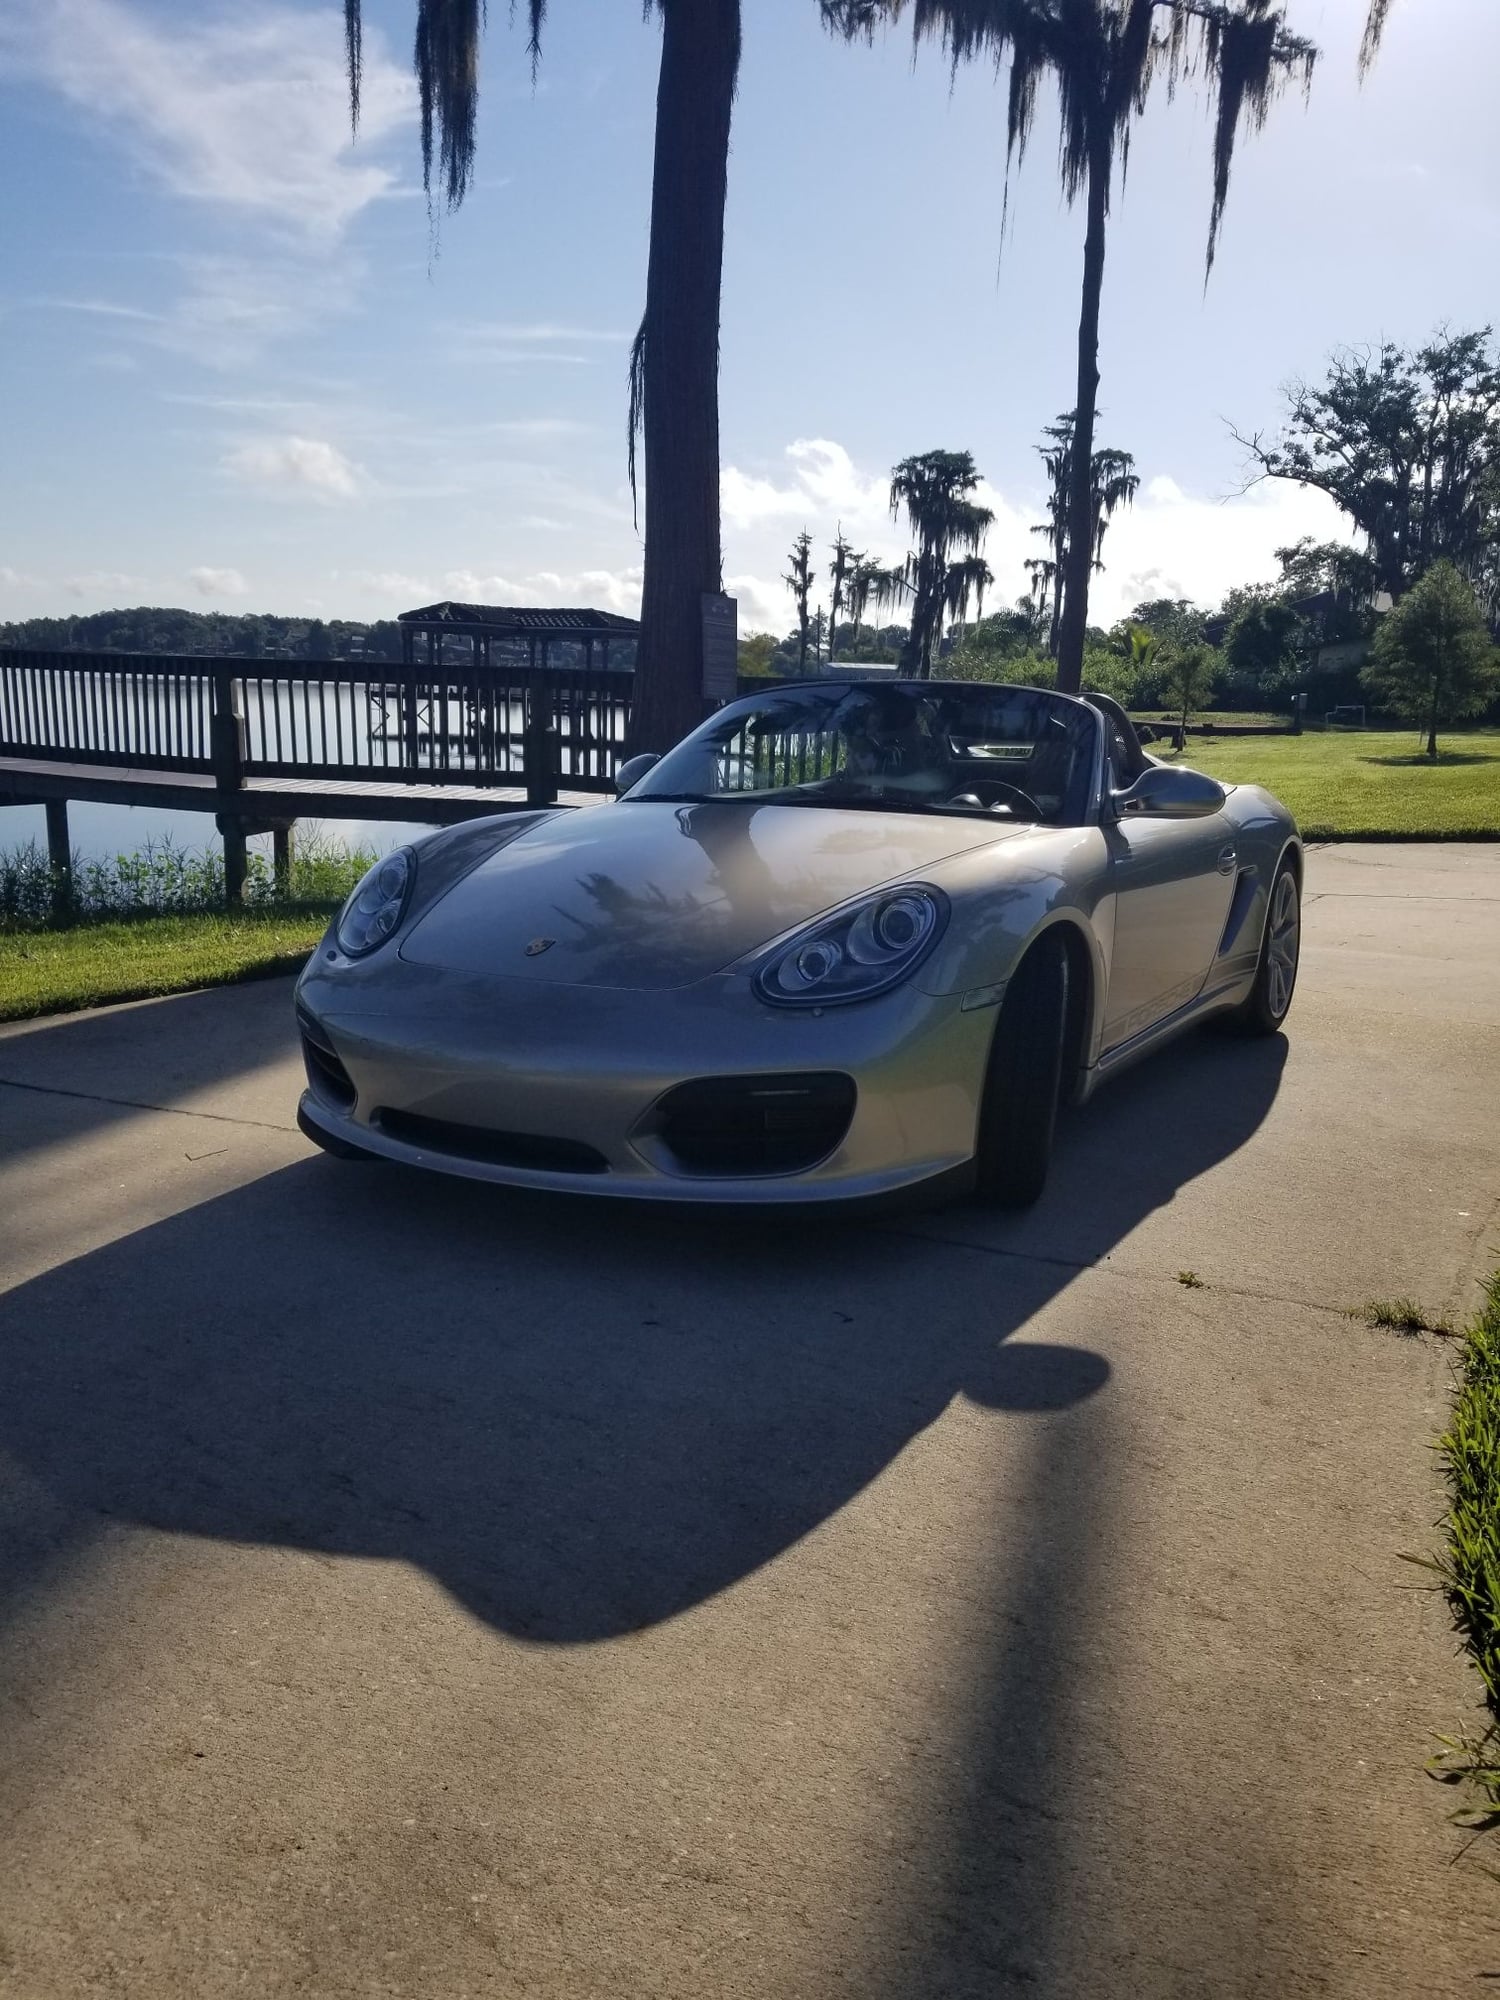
xmin=523 ymin=937 xmax=556 ymax=957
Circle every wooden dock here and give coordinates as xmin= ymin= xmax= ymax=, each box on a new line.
xmin=0 ymin=647 xmax=628 ymax=903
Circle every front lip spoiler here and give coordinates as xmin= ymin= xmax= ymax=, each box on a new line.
xmin=296 ymin=1091 xmax=973 ymax=1214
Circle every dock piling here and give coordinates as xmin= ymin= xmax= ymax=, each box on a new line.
xmin=44 ymin=797 xmax=73 ymax=921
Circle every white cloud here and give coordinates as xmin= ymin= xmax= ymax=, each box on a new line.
xmin=42 ymin=256 xmax=368 ymax=369
xmin=349 ymin=570 xmax=432 ymax=599
xmin=563 ymin=567 xmax=643 ymax=616
xmin=224 ymin=435 xmax=363 ymax=501
xmin=30 ymin=296 xmax=161 ymax=323
xmin=722 ymin=439 xmax=892 ymax=534
xmin=443 ymin=570 xmax=537 ymax=603
xmin=0 ymin=0 xmax=413 ymax=239
xmin=722 ymin=438 xmax=1361 ymax=632
xmin=458 ymin=324 xmax=630 ymax=346
xmin=1093 ymin=478 xmax=1357 ymax=624
xmin=62 ymin=570 xmax=140 ymax=599
xmin=188 ymin=565 xmax=249 ymax=597
xmin=426 ymin=567 xmax=644 ymax=616
xmin=724 ymin=573 xmax=795 ymax=635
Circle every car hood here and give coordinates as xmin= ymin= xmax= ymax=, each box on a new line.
xmin=400 ymin=799 xmax=1028 ymax=990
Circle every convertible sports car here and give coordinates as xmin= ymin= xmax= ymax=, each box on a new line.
xmin=295 ymin=679 xmax=1301 ymax=1207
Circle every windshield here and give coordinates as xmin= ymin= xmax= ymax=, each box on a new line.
xmin=628 ymin=680 xmax=1100 ymax=826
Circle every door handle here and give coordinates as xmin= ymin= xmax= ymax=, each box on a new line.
xmin=1216 ymin=845 xmax=1237 ymax=875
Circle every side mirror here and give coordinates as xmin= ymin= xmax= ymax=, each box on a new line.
xmin=1112 ymin=764 xmax=1226 ymax=821
xmin=1134 ymin=723 xmax=1157 ymax=745
xmin=613 ymin=751 xmax=660 ymax=797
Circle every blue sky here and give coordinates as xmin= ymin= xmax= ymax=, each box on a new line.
xmin=1 ymin=0 xmax=1497 ymax=638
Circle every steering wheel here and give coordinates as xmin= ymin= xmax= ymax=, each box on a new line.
xmin=948 ymin=778 xmax=1043 ymax=819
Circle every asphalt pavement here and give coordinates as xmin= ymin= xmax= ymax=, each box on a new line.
xmin=1 ymin=841 xmax=1498 ymax=1996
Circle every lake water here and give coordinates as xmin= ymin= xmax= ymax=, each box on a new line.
xmin=0 ymin=798 xmax=429 ymax=869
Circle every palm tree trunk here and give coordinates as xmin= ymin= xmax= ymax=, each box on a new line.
xmin=1047 ymin=555 xmax=1063 ymax=658
xmin=1055 ymin=145 xmax=1109 ymax=696
xmin=628 ymin=0 xmax=741 ymax=755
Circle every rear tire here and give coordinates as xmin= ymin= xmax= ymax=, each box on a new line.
xmin=973 ymin=932 xmax=1068 ymax=1208
xmin=1228 ymin=858 xmax=1300 ymax=1037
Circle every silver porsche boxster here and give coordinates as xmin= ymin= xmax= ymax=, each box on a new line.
xmin=294 ymin=679 xmax=1301 ymax=1207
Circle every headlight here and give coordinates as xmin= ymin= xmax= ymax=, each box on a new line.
xmin=335 ymin=847 xmax=414 ymax=956
xmin=755 ymin=885 xmax=947 ymax=1006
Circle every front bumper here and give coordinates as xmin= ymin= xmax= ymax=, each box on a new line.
xmin=293 ymin=956 xmax=994 ymax=1205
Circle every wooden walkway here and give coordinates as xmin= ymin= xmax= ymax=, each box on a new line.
xmin=0 ymin=646 xmax=627 ymax=903
xmin=0 ymin=756 xmax=602 ymax=824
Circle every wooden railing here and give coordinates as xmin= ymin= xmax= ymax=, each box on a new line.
xmin=0 ymin=649 xmax=636 ymax=802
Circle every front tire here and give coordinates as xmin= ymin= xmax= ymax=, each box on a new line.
xmin=973 ymin=933 xmax=1068 ymax=1208
xmin=1230 ymin=858 xmax=1301 ymax=1036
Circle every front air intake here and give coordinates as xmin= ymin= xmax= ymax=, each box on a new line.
xmin=649 ymin=1073 xmax=856 ymax=1177
xmin=374 ymin=1110 xmax=608 ymax=1175
xmin=297 ymin=1006 xmax=356 ymax=1112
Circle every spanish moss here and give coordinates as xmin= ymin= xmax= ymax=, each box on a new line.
xmin=1359 ymin=0 xmax=1394 ymax=77
xmin=627 ymin=314 xmax=648 ymax=528
xmin=345 ymin=0 xmax=547 ymax=211
xmin=345 ymin=0 xmax=363 ymax=130
xmin=901 ymin=0 xmax=1316 ymax=280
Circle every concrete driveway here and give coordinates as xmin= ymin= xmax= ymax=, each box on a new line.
xmin=2 ymin=841 xmax=1498 ymax=1996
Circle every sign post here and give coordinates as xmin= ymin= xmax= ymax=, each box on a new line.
xmin=700 ymin=592 xmax=738 ymax=706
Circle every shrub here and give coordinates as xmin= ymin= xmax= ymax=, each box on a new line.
xmin=0 ymin=828 xmax=375 ymax=934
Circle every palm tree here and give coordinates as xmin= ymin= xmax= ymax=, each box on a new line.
xmin=1088 ymin=446 xmax=1140 ymax=570
xmin=1030 ymin=414 xmax=1139 ymax=652
xmin=842 ymin=2 xmax=1317 ymax=693
xmin=784 ymin=530 xmax=815 ymax=671
xmin=1023 ymin=556 xmax=1057 ymax=640
xmin=345 ymin=0 xmax=742 ymax=753
xmin=1031 ymin=417 xmax=1072 ymax=653
xmin=827 ymin=527 xmax=857 ymax=663
xmin=844 ymin=551 xmax=879 ymax=650
xmin=877 ymin=451 xmax=995 ymax=675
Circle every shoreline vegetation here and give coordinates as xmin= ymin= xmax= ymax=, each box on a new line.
xmin=0 ymin=828 xmax=373 ymax=1022
xmin=3 ymin=727 xmax=1497 ymax=1019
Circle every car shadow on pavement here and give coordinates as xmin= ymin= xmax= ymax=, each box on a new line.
xmin=0 ymin=1032 xmax=1285 ymax=1652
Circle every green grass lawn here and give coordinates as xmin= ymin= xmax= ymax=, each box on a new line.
xmin=0 ymin=907 xmax=331 ymax=1022
xmin=1157 ymin=728 xmax=1500 ymax=838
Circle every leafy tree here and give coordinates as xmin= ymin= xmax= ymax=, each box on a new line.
xmin=877 ymin=450 xmax=995 ymax=676
xmin=1273 ymin=536 xmax=1379 ymax=617
xmin=344 ymin=0 xmax=742 ymax=754
xmin=737 ymin=631 xmax=778 ymax=678
xmin=945 ymin=608 xmax=1043 ymax=682
xmin=844 ymin=0 xmax=1317 ymax=694
xmin=1163 ymin=641 xmax=1220 ymax=737
xmin=305 ymin=618 xmax=333 ymax=661
xmin=784 ymin=530 xmax=815 ymax=671
xmin=1232 ymin=330 xmax=1500 ymax=612
xmin=1221 ymin=598 xmax=1306 ymax=697
xmin=1361 ymin=561 xmax=1500 ymax=758
xmin=1128 ymin=597 xmax=1208 ymax=655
